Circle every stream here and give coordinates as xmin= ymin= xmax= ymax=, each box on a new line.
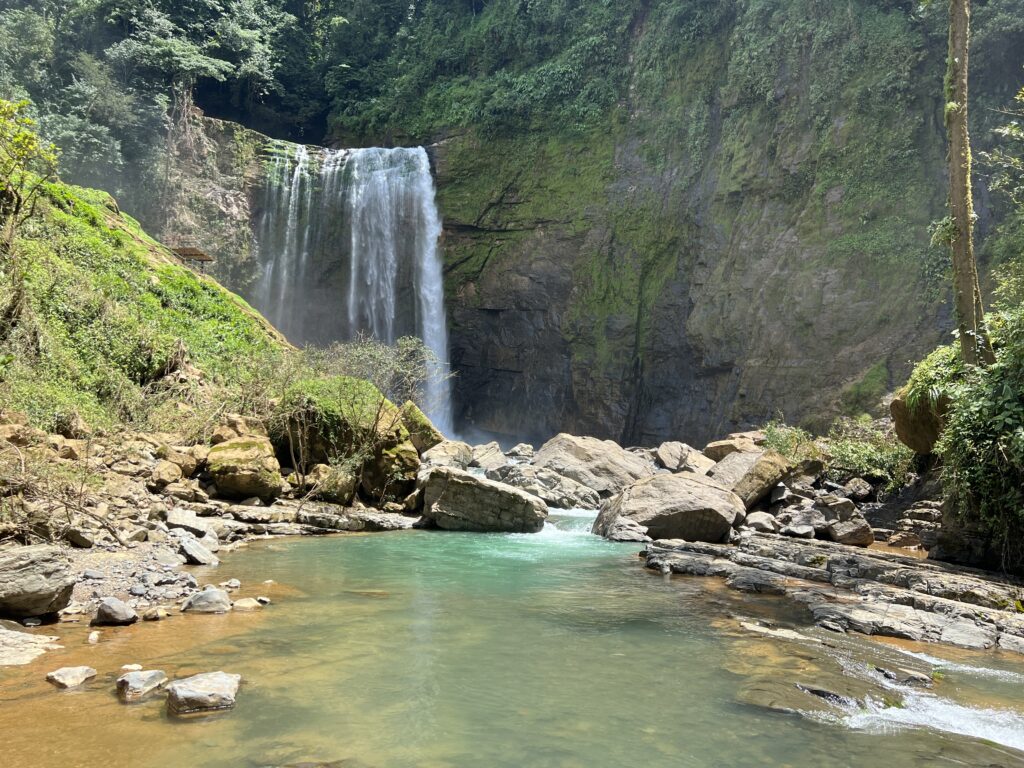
xmin=1 ymin=510 xmax=1023 ymax=767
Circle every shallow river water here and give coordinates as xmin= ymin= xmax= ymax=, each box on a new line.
xmin=2 ymin=511 xmax=1024 ymax=768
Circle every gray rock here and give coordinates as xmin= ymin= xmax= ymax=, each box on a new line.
xmin=65 ymin=528 xmax=96 ymax=548
xmin=117 ymin=670 xmax=168 ymax=701
xmin=0 ymin=545 xmax=77 ymax=618
xmin=506 ymin=443 xmax=535 ymax=459
xmin=46 ymin=666 xmax=96 ymax=689
xmin=92 ymin=597 xmax=138 ymax=626
xmin=166 ymin=508 xmax=214 ymax=538
xmin=178 ymin=537 xmax=220 ymax=567
xmin=843 ymin=477 xmax=874 ymax=501
xmin=593 ymin=473 xmax=745 ymax=543
xmin=827 ymin=516 xmax=874 ymax=547
xmin=470 ymin=441 xmax=508 ymax=472
xmin=419 ymin=467 xmax=548 ymax=533
xmin=654 ymin=441 xmax=715 ymax=474
xmin=232 ymin=598 xmax=261 ymax=611
xmin=487 ymin=463 xmax=601 ymax=510
xmin=166 ymin=671 xmax=241 ymax=716
xmin=181 ymin=588 xmax=232 ymax=614
xmin=532 ymin=434 xmax=654 ymax=497
xmin=421 ymin=440 xmax=474 ymax=470
xmin=744 ymin=511 xmax=780 ymax=533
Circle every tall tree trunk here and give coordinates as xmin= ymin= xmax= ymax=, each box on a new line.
xmin=946 ymin=0 xmax=995 ymax=366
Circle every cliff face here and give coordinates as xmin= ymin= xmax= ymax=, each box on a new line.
xmin=153 ymin=1 xmax=1024 ymax=447
xmin=430 ymin=2 xmax=1021 ymax=446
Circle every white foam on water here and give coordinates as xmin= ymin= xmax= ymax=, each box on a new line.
xmin=893 ymin=648 xmax=1024 ymax=683
xmin=839 ymin=692 xmax=1024 ymax=753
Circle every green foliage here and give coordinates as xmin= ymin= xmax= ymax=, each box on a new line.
xmin=825 ymin=417 xmax=915 ymax=490
xmin=0 ymin=99 xmax=58 ymax=248
xmin=840 ymin=362 xmax=890 ymax=417
xmin=762 ymin=420 xmax=823 ymax=465
xmin=0 ymin=171 xmax=280 ymax=433
xmin=933 ymin=302 xmax=1024 ymax=565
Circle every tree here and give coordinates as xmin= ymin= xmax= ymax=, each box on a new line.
xmin=934 ymin=0 xmax=996 ymax=367
xmin=0 ymin=99 xmax=58 ymax=254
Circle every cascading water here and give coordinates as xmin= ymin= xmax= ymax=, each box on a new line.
xmin=251 ymin=143 xmax=453 ymax=434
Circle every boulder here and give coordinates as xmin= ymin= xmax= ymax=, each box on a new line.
xmin=361 ymin=439 xmax=420 ymax=501
xmin=843 ymin=477 xmax=874 ymax=502
xmin=486 ymin=464 xmax=601 ymax=510
xmin=181 ymin=588 xmax=232 ymax=614
xmin=0 ymin=545 xmax=76 ymax=618
xmin=64 ymin=528 xmax=96 ymax=549
xmin=592 ymin=473 xmax=746 ymax=543
xmin=400 ymin=401 xmax=444 ymax=454
xmin=207 ymin=437 xmax=283 ymax=500
xmin=470 ymin=442 xmax=508 ymax=473
xmin=165 ymin=508 xmax=214 ymax=538
xmin=744 ymin=511 xmax=780 ymax=533
xmin=890 ymin=391 xmax=947 ymax=455
xmin=178 ymin=537 xmax=220 ymax=567
xmin=150 ymin=460 xmax=183 ymax=488
xmin=532 ymin=434 xmax=654 ymax=497
xmin=232 ymin=598 xmax=262 ymax=611
xmin=827 ymin=517 xmax=875 ymax=547
xmin=709 ymin=450 xmax=791 ymax=508
xmin=166 ymin=672 xmax=241 ymax=716
xmin=507 ymin=443 xmax=535 ymax=459
xmin=654 ymin=442 xmax=715 ymax=474
xmin=291 ymin=463 xmax=356 ymax=505
xmin=421 ymin=440 xmax=473 ymax=469
xmin=419 ymin=467 xmax=548 ymax=533
xmin=703 ymin=437 xmax=759 ymax=462
xmin=92 ymin=597 xmax=138 ymax=626
xmin=46 ymin=666 xmax=97 ymax=689
xmin=117 ymin=670 xmax=168 ymax=701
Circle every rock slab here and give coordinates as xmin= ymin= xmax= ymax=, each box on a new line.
xmin=0 ymin=545 xmax=76 ymax=618
xmin=420 ymin=467 xmax=548 ymax=533
xmin=166 ymin=671 xmax=241 ymax=716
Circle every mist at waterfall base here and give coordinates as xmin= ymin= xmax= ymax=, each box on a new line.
xmin=250 ymin=144 xmax=453 ymax=434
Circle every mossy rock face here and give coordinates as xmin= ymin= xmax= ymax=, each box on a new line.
xmin=272 ymin=377 xmax=407 ymax=468
xmin=208 ymin=437 xmax=284 ymax=500
xmin=400 ymin=401 xmax=444 ymax=455
xmin=360 ymin=440 xmax=420 ymax=503
xmin=890 ymin=391 xmax=949 ymax=456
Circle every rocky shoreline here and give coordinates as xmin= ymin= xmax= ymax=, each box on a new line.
xmin=2 ymin=412 xmax=1023 ymax=679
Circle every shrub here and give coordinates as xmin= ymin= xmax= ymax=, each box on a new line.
xmin=824 ymin=417 xmax=914 ymax=490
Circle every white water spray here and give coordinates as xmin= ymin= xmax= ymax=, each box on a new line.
xmin=252 ymin=143 xmax=453 ymax=434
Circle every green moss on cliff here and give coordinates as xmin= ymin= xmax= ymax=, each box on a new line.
xmin=1 ymin=179 xmax=282 ymax=433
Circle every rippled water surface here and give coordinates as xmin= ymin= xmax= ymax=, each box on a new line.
xmin=2 ymin=511 xmax=1023 ymax=768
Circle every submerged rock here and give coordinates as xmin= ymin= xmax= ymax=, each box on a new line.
xmin=592 ymin=473 xmax=745 ymax=543
xmin=419 ymin=466 xmax=548 ymax=533
xmin=117 ymin=669 xmax=168 ymax=701
xmin=181 ymin=588 xmax=232 ymax=614
xmin=166 ymin=671 xmax=241 ymax=716
xmin=0 ymin=626 xmax=62 ymax=666
xmin=0 ymin=545 xmax=76 ymax=619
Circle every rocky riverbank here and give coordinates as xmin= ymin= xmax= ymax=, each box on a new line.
xmin=3 ymin=405 xmax=1023 ymax=669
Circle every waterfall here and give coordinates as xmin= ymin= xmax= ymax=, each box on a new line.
xmin=252 ymin=143 xmax=453 ymax=435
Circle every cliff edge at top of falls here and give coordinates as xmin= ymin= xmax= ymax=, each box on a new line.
xmin=140 ymin=1 xmax=1024 ymax=448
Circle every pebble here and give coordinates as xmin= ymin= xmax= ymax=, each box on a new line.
xmin=87 ymin=631 xmax=101 ymax=644
xmin=121 ymin=664 xmax=143 ymax=673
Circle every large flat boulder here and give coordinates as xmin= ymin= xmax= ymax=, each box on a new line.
xmin=532 ymin=434 xmax=654 ymax=497
xmin=0 ymin=545 xmax=76 ymax=618
xmin=207 ymin=437 xmax=283 ymax=500
xmin=592 ymin=473 xmax=746 ymax=543
xmin=420 ymin=467 xmax=548 ymax=533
